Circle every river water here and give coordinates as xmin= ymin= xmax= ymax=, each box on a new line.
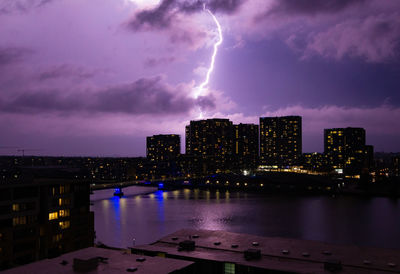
xmin=90 ymin=186 xmax=400 ymax=249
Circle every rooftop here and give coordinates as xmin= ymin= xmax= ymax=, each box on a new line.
xmin=132 ymin=229 xmax=400 ymax=274
xmin=3 ymin=247 xmax=194 ymax=274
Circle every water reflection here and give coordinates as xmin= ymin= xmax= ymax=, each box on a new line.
xmin=91 ymin=186 xmax=400 ymax=249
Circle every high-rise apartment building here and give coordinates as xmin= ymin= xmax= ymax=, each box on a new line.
xmin=259 ymin=116 xmax=302 ymax=167
xmin=324 ymin=127 xmax=367 ymax=174
xmin=233 ymin=123 xmax=259 ymax=169
xmin=185 ymin=119 xmax=233 ymax=172
xmin=146 ymin=134 xmax=180 ymax=162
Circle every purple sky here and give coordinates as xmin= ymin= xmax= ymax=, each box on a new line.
xmin=1 ymin=0 xmax=400 ymax=156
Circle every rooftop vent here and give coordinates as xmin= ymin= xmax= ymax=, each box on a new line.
xmin=244 ymin=249 xmax=261 ymax=261
xmin=178 ymin=240 xmax=195 ymax=251
xmin=231 ymin=244 xmax=239 ymax=248
xmin=282 ymin=249 xmax=289 ymax=255
xmin=252 ymin=241 xmax=259 ymax=246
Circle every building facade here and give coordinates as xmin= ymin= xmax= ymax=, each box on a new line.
xmin=324 ymin=127 xmax=369 ymax=174
xmin=259 ymin=116 xmax=302 ymax=167
xmin=233 ymin=123 xmax=259 ymax=170
xmin=0 ymin=168 xmax=94 ymax=270
xmin=146 ymin=134 xmax=180 ymax=163
xmin=185 ymin=119 xmax=234 ymax=173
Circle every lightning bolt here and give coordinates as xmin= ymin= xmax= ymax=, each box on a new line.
xmin=193 ymin=3 xmax=223 ymax=99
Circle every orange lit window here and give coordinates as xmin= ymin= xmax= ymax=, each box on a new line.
xmin=59 ymin=198 xmax=70 ymax=206
xmin=59 ymin=209 xmax=70 ymax=217
xmin=12 ymin=204 xmax=19 ymax=212
xmin=49 ymin=212 xmax=58 ymax=220
xmin=59 ymin=221 xmax=70 ymax=229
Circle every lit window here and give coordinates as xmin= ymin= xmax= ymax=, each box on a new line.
xmin=12 ymin=204 xmax=19 ymax=211
xmin=59 ymin=221 xmax=70 ymax=229
xmin=13 ymin=216 xmax=27 ymax=226
xmin=59 ymin=198 xmax=70 ymax=206
xmin=59 ymin=209 xmax=70 ymax=217
xmin=49 ymin=212 xmax=58 ymax=220
xmin=224 ymin=263 xmax=235 ymax=274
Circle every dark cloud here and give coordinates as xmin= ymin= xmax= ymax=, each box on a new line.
xmin=129 ymin=0 xmax=176 ymax=30
xmin=304 ymin=13 xmax=400 ymax=62
xmin=0 ymin=47 xmax=31 ymax=66
xmin=129 ymin=0 xmax=245 ymax=31
xmin=196 ymin=94 xmax=216 ymax=110
xmin=144 ymin=57 xmax=176 ymax=68
xmin=206 ymin=0 xmax=244 ymax=14
xmin=0 ymin=76 xmax=215 ymax=116
xmin=0 ymin=90 xmax=82 ymax=113
xmin=267 ymin=0 xmax=366 ymax=16
xmin=0 ymin=0 xmax=54 ymax=15
xmin=38 ymin=64 xmax=96 ymax=81
xmin=180 ymin=0 xmax=244 ymax=14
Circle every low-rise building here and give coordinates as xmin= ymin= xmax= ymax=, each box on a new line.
xmin=132 ymin=229 xmax=400 ymax=273
xmin=2 ymin=247 xmax=194 ymax=274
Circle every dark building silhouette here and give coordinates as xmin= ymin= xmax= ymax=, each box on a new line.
xmin=146 ymin=134 xmax=180 ymax=163
xmin=259 ymin=116 xmax=302 ymax=167
xmin=185 ymin=119 xmax=233 ymax=173
xmin=393 ymin=156 xmax=400 ymax=177
xmin=0 ymin=167 xmax=94 ymax=270
xmin=233 ymin=123 xmax=259 ymax=170
xmin=324 ymin=127 xmax=371 ymax=175
xmin=364 ymin=145 xmax=374 ymax=171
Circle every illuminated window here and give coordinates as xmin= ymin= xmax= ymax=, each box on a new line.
xmin=59 ymin=209 xmax=70 ymax=217
xmin=224 ymin=263 xmax=235 ymax=274
xmin=59 ymin=221 xmax=70 ymax=229
xmin=13 ymin=216 xmax=27 ymax=226
xmin=59 ymin=198 xmax=70 ymax=206
xmin=12 ymin=204 xmax=19 ymax=211
xmin=49 ymin=212 xmax=58 ymax=220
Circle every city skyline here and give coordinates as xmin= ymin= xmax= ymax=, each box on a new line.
xmin=0 ymin=114 xmax=389 ymax=157
xmin=1 ymin=0 xmax=400 ymax=156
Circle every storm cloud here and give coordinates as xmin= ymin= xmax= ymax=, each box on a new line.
xmin=129 ymin=0 xmax=245 ymax=31
xmin=0 ymin=76 xmax=215 ymax=116
xmin=0 ymin=0 xmax=54 ymax=15
xmin=0 ymin=47 xmax=32 ymax=67
xmin=266 ymin=0 xmax=366 ymax=16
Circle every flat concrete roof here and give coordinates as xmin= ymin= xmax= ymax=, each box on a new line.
xmin=3 ymin=247 xmax=194 ymax=274
xmin=132 ymin=229 xmax=400 ymax=274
